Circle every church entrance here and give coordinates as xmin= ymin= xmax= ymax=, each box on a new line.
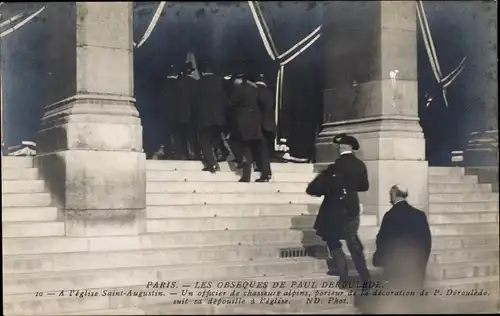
xmin=133 ymin=2 xmax=324 ymax=162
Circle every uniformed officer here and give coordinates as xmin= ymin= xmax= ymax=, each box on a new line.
xmin=306 ymin=133 xmax=371 ymax=283
xmin=160 ymin=64 xmax=180 ymax=159
xmin=195 ymin=62 xmax=228 ymax=173
xmin=176 ymin=61 xmax=200 ymax=160
xmin=228 ymin=73 xmax=270 ymax=182
xmin=254 ymin=74 xmax=275 ymax=181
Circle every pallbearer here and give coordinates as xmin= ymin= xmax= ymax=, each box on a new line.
xmin=254 ymin=73 xmax=275 ymax=181
xmin=176 ymin=61 xmax=200 ymax=160
xmin=228 ymin=73 xmax=270 ymax=182
xmin=196 ymin=62 xmax=228 ymax=173
xmin=161 ymin=64 xmax=180 ymax=159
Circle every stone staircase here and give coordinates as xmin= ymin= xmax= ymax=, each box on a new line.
xmin=2 ymin=157 xmax=499 ymax=315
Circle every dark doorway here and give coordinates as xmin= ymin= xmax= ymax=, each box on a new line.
xmin=133 ymin=2 xmax=324 ymax=161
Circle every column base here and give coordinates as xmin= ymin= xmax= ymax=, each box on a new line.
xmin=64 ymin=209 xmax=147 ymax=237
xmin=35 ymin=150 xmax=146 ymax=211
xmin=465 ymin=129 xmax=499 ymax=167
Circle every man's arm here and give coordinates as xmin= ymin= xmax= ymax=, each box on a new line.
xmin=358 ymin=162 xmax=369 ymax=192
xmin=305 ymin=165 xmax=337 ymax=197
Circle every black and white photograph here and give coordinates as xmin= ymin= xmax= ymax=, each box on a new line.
xmin=1 ymin=1 xmax=498 ymax=315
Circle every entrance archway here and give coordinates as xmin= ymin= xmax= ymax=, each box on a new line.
xmin=133 ymin=2 xmax=324 ymax=161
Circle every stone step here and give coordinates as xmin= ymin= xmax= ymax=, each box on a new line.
xmin=146 ymin=193 xmax=322 ymax=206
xmin=426 ymin=260 xmax=499 ymax=281
xmin=2 ymin=258 xmax=324 ymax=295
xmin=428 ymin=212 xmax=498 ymax=224
xmin=428 ymin=183 xmax=493 ymax=193
xmin=1 ymin=180 xmax=46 ymax=194
xmin=147 ymin=181 xmax=309 ymax=194
xmin=429 ymin=247 xmax=499 ymax=265
xmin=2 ymin=168 xmax=39 ymax=180
xmin=429 ymin=201 xmax=499 ymax=213
xmin=3 ymin=222 xmax=65 ymax=237
xmin=2 ymin=207 xmax=59 ymax=222
xmin=146 ymin=215 xmax=377 ymax=233
xmin=1 ymin=228 xmax=377 ymax=255
xmin=4 ymin=227 xmax=497 ymax=257
xmin=429 ymin=192 xmax=499 ymax=203
xmin=428 ymin=174 xmax=478 ymax=183
xmin=313 ymin=259 xmax=499 ymax=281
xmin=147 ymin=160 xmax=315 ymax=174
xmin=146 ymin=204 xmax=320 ymax=219
xmin=1 ymin=156 xmax=34 ymax=169
xmin=430 ymin=223 xmax=499 ymax=236
xmin=3 ymin=244 xmax=309 ymax=274
xmin=4 ymin=241 xmax=498 ymax=275
xmin=147 ymin=171 xmax=314 ymax=183
xmin=428 ymin=167 xmax=465 ymax=176
xmin=2 ymin=193 xmax=52 ymax=207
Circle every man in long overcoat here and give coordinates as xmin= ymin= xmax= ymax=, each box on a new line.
xmin=159 ymin=64 xmax=180 ymax=159
xmin=306 ymin=133 xmax=371 ymax=283
xmin=196 ymin=63 xmax=228 ymax=172
xmin=228 ymin=74 xmax=270 ymax=182
xmin=373 ymin=184 xmax=432 ymax=289
xmin=176 ymin=61 xmax=200 ymax=160
xmin=254 ymin=74 xmax=275 ymax=181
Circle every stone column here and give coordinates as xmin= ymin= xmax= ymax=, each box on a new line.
xmin=464 ymin=0 xmax=498 ymax=167
xmin=35 ymin=2 xmax=146 ymax=236
xmin=316 ymin=1 xmax=428 ymax=221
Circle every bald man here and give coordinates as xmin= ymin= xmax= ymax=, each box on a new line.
xmin=373 ymin=185 xmax=432 ymax=290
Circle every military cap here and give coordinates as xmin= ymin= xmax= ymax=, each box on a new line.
xmin=333 ymin=133 xmax=360 ymax=150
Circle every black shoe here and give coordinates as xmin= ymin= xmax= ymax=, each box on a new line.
xmin=255 ymin=175 xmax=271 ymax=182
xmin=239 ymin=178 xmax=250 ymax=183
xmin=202 ymin=166 xmax=217 ymax=174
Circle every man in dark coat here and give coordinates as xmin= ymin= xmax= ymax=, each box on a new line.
xmin=254 ymin=74 xmax=275 ymax=181
xmin=228 ymin=74 xmax=271 ymax=182
xmin=306 ymin=133 xmax=371 ymax=283
xmin=159 ymin=64 xmax=180 ymax=159
xmin=176 ymin=61 xmax=200 ymax=160
xmin=196 ymin=62 xmax=228 ymax=173
xmin=373 ymin=184 xmax=432 ymax=290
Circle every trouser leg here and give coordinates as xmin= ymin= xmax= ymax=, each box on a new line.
xmin=263 ymin=130 xmax=275 ymax=162
xmin=173 ymin=123 xmax=190 ymax=160
xmin=344 ymin=218 xmax=371 ymax=281
xmin=240 ymin=141 xmax=253 ymax=182
xmin=213 ymin=127 xmax=230 ymax=160
xmin=199 ymin=126 xmax=217 ymax=169
xmin=253 ymin=139 xmax=272 ymax=178
xmin=325 ymin=237 xmax=349 ymax=279
xmin=187 ymin=121 xmax=200 ymax=160
xmin=229 ymin=137 xmax=244 ymax=165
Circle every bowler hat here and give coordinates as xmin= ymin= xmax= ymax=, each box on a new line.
xmin=333 ymin=133 xmax=360 ymax=150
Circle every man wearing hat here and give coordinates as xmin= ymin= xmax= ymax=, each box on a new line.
xmin=227 ymin=73 xmax=270 ymax=182
xmin=195 ymin=61 xmax=228 ymax=173
xmin=156 ymin=64 xmax=180 ymax=159
xmin=306 ymin=133 xmax=371 ymax=284
xmin=176 ymin=61 xmax=200 ymax=160
xmin=254 ymin=73 xmax=275 ymax=181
